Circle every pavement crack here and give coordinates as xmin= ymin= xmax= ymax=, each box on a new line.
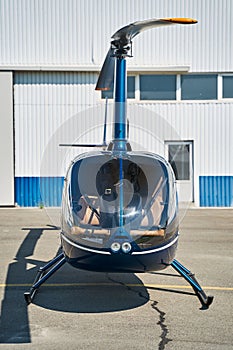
xmin=105 ymin=273 xmax=149 ymax=302
xmin=151 ymin=301 xmax=172 ymax=350
xmin=106 ymin=274 xmax=172 ymax=349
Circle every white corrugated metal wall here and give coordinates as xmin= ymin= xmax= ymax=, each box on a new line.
xmin=0 ymin=0 xmax=232 ymax=206
xmin=14 ymin=72 xmax=100 ymax=176
xmin=1 ymin=0 xmax=232 ymax=72
xmin=129 ymin=102 xmax=233 ymax=205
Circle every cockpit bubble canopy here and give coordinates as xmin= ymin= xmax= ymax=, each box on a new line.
xmin=62 ymin=151 xmax=178 ymax=251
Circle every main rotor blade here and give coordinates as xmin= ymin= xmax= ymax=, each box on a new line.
xmin=111 ymin=17 xmax=197 ymax=42
xmin=95 ymin=48 xmax=115 ymax=91
xmin=95 ymin=17 xmax=197 ymax=91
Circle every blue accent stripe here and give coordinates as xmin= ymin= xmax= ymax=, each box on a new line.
xmin=15 ymin=177 xmax=64 ymax=207
xmin=15 ymin=176 xmax=233 ymax=207
xmin=199 ymin=176 xmax=233 ymax=207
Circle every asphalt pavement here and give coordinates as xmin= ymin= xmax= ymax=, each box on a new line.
xmin=0 ymin=208 xmax=232 ymax=349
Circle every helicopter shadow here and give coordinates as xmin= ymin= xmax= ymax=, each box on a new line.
xmin=0 ymin=226 xmax=149 ymax=344
xmin=34 ymin=266 xmax=198 ymax=313
xmin=32 ymin=266 xmax=149 ymax=313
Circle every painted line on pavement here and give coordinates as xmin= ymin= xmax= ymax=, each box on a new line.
xmin=0 ymin=283 xmax=232 ymax=291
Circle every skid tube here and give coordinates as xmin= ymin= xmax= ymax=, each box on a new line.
xmin=24 ymin=252 xmax=66 ymax=305
xmin=170 ymin=259 xmax=214 ymax=309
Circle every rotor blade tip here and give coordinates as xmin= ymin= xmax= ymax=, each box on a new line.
xmin=95 ymin=87 xmax=111 ymax=91
xmin=163 ymin=18 xmax=198 ymax=24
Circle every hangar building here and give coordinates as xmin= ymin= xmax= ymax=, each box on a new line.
xmin=0 ymin=0 xmax=232 ymax=207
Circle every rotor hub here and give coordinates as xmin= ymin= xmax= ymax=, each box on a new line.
xmin=111 ymin=40 xmax=132 ymax=58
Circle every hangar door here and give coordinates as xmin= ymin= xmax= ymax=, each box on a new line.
xmin=0 ymin=72 xmax=14 ymax=206
xmin=13 ymin=71 xmax=98 ymax=206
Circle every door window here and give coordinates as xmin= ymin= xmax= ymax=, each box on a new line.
xmin=165 ymin=141 xmax=194 ymax=203
xmin=168 ymin=144 xmax=190 ymax=180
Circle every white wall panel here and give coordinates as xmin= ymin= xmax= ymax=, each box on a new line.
xmin=127 ymin=101 xmax=233 ymax=205
xmin=129 ymin=102 xmax=233 ymax=174
xmin=14 ymin=71 xmax=103 ymax=177
xmin=1 ymin=0 xmax=233 ymax=72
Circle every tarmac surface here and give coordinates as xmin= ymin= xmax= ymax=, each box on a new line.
xmin=0 ymin=207 xmax=232 ymax=349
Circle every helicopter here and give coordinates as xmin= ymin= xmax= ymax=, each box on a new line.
xmin=24 ymin=17 xmax=213 ymax=309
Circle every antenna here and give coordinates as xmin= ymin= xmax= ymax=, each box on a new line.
xmin=59 ymin=97 xmax=108 ymax=149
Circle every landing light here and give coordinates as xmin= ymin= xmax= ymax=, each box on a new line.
xmin=122 ymin=242 xmax=132 ymax=254
xmin=111 ymin=242 xmax=121 ymax=253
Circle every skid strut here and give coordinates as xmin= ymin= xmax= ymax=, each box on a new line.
xmin=24 ymin=252 xmax=66 ymax=305
xmin=170 ymin=259 xmax=214 ymax=309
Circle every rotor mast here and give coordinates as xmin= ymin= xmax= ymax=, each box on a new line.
xmin=112 ymin=41 xmax=131 ymax=151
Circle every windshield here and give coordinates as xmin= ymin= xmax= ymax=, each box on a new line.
xmin=62 ymin=152 xmax=177 ymax=251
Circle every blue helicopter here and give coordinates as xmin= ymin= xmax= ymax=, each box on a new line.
xmin=24 ymin=17 xmax=213 ymax=309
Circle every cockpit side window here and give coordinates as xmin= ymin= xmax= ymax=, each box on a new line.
xmin=70 ymin=160 xmax=84 ymax=225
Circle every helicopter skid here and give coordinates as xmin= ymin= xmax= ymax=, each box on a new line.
xmin=24 ymin=252 xmax=66 ymax=305
xmin=170 ymin=259 xmax=214 ymax=309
